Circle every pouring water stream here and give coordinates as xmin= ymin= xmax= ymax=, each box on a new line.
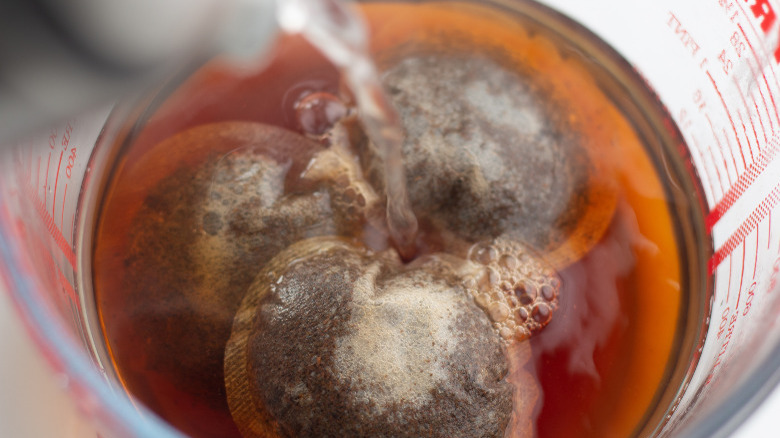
xmin=277 ymin=0 xmax=419 ymax=256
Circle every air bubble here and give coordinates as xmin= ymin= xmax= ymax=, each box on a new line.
xmin=499 ymin=327 xmax=513 ymax=340
xmin=486 ymin=267 xmax=500 ymax=285
xmin=514 ymin=281 xmax=537 ymax=305
xmin=463 ymin=237 xmax=561 ymax=344
xmin=487 ymin=302 xmax=510 ymax=322
xmin=515 ymin=327 xmax=531 ymax=341
xmin=470 ymin=244 xmax=498 ymax=265
xmin=540 ymin=284 xmax=555 ymax=301
xmin=295 ymin=92 xmax=349 ymax=136
xmin=531 ymin=303 xmax=552 ymax=325
xmin=478 ymin=267 xmax=500 ymax=292
xmin=499 ymin=254 xmax=518 ymax=270
xmin=475 ymin=292 xmax=491 ymax=308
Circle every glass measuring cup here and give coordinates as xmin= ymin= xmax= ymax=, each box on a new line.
xmin=540 ymin=0 xmax=780 ymax=436
xmin=1 ymin=0 xmax=780 ymax=437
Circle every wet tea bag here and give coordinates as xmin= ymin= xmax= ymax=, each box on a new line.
xmin=358 ymin=51 xmax=618 ymax=268
xmin=224 ymin=235 xmax=559 ymax=438
xmin=118 ymin=122 xmax=378 ymax=411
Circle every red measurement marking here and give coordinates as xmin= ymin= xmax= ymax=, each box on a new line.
xmin=34 ymin=234 xmax=79 ymax=310
xmin=44 ymin=152 xmax=51 ymax=205
xmin=706 ymin=71 xmax=745 ymax=165
xmin=708 ymin=69 xmax=745 ymax=139
xmin=24 ymin=183 xmax=77 ymax=270
xmin=739 ymin=242 xmax=746 ymax=302
xmin=36 ymin=156 xmax=41 ymax=191
xmin=753 ymin=97 xmax=769 ymax=144
xmin=708 ymin=144 xmax=728 ymax=195
xmin=709 ymin=182 xmax=780 ymax=273
xmin=736 ymin=271 xmax=744 ymax=308
xmin=705 ymin=113 xmax=735 ymax=185
xmin=706 ymin=138 xmax=779 ymax=229
xmin=754 ymin=226 xmax=760 ymax=279
xmin=736 ymin=22 xmax=780 ymax=127
xmin=61 ymin=183 xmax=67 ymax=231
xmin=732 ymin=77 xmax=762 ymax=154
xmin=52 ymin=150 xmax=63 ymax=216
xmin=769 ymin=210 xmax=772 ymax=248
xmin=691 ymin=135 xmax=718 ymax=201
xmin=723 ymin=127 xmax=744 ymax=173
xmin=727 ymin=251 xmax=734 ymax=302
xmin=736 ymin=111 xmax=755 ymax=162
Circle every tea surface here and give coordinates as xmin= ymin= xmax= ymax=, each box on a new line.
xmin=92 ymin=2 xmax=685 ymax=437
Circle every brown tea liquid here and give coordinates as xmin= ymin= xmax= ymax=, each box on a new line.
xmin=92 ymin=2 xmax=692 ymax=437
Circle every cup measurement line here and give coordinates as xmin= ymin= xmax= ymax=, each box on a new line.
xmin=723 ymin=126 xmax=747 ymax=173
xmin=714 ymin=237 xmax=759 ymax=362
xmin=737 ymin=234 xmax=750 ymax=309
xmin=61 ymin=183 xmax=67 ymax=231
xmin=704 ymin=112 xmax=736 ymax=185
xmin=44 ymin=151 xmax=51 ymax=205
xmin=735 ymin=20 xmax=780 ymax=126
xmin=725 ymin=248 xmax=735 ymax=303
xmin=709 ymin=181 xmax=780 ymax=272
xmin=754 ymin=222 xmax=760 ymax=279
xmin=706 ymin=136 xmax=779 ymax=229
xmin=709 ymin=308 xmax=740 ymax=385
xmin=752 ymin=95 xmax=770 ymax=143
xmin=730 ymin=21 xmax=777 ymax=135
xmin=708 ymin=304 xmax=741 ymax=388
xmin=736 ymin=244 xmax=744 ymax=305
xmin=67 ymin=210 xmax=74 ymax=243
xmin=736 ymin=110 xmax=756 ymax=162
xmin=708 ymin=141 xmax=728 ymax=195
xmin=24 ymin=181 xmax=77 ymax=271
xmin=690 ymin=134 xmax=719 ymax=202
xmin=52 ymin=149 xmax=64 ymax=218
xmin=732 ymin=76 xmax=762 ymax=155
xmin=706 ymin=71 xmax=746 ymax=163
xmin=742 ymin=237 xmax=749 ymax=305
xmin=32 ymin=232 xmax=79 ymax=311
xmin=14 ymin=209 xmax=80 ymax=315
xmin=36 ymin=156 xmax=40 ymax=192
